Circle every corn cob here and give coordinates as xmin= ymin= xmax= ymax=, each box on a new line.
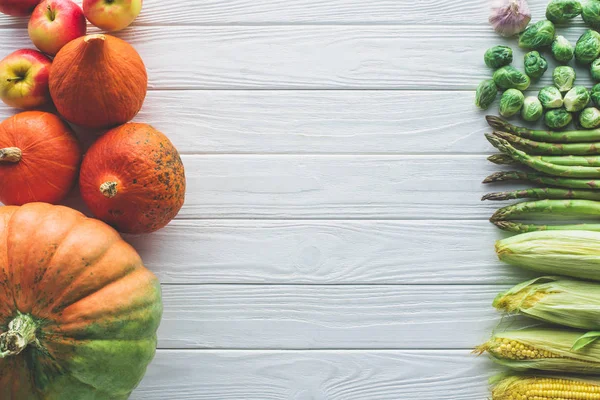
xmin=487 ymin=115 xmax=600 ymax=143
xmin=483 ymin=171 xmax=600 ymax=189
xmin=476 ymin=328 xmax=600 ymax=374
xmin=492 ymin=375 xmax=600 ymax=400
xmin=493 ymin=130 xmax=600 ymax=155
xmin=486 ymin=134 xmax=600 ymax=178
xmin=495 ymin=230 xmax=600 ymax=281
xmin=494 ymin=276 xmax=600 ymax=330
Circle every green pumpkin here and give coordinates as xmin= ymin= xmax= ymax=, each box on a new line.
xmin=0 ymin=203 xmax=162 ymax=399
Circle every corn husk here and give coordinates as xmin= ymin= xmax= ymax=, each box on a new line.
xmin=495 ymin=230 xmax=600 ymax=281
xmin=494 ymin=276 xmax=600 ymax=331
xmin=476 ymin=328 xmax=600 ymax=374
xmin=492 ymin=374 xmax=600 ymax=400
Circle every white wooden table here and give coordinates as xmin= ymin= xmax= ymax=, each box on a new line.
xmin=0 ymin=0 xmax=579 ymax=398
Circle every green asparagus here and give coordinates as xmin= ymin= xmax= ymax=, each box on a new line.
xmin=482 ymin=187 xmax=600 ymax=201
xmin=493 ymin=220 xmax=600 ymax=233
xmin=488 ymin=151 xmax=600 ymax=166
xmin=488 ymin=154 xmax=517 ymax=165
xmin=493 ymin=130 xmax=600 ymax=155
xmin=482 ymin=170 xmax=600 ymax=189
xmin=490 ymin=199 xmax=600 ymax=221
xmin=486 ymin=134 xmax=600 ymax=178
xmin=486 ymin=115 xmax=600 ymax=143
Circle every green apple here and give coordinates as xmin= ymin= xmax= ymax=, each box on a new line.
xmin=83 ymin=0 xmax=142 ymax=32
xmin=0 ymin=49 xmax=51 ymax=109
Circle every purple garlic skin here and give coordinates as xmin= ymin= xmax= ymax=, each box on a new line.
xmin=490 ymin=0 xmax=532 ymax=37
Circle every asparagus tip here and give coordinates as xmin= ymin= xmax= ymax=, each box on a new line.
xmin=482 ymin=192 xmax=508 ymax=201
xmin=486 ymin=115 xmax=506 ymax=130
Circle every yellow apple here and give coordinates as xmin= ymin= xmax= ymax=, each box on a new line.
xmin=83 ymin=0 xmax=142 ymax=32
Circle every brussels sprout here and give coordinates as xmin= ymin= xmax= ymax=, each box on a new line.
xmin=545 ymin=108 xmax=573 ymax=129
xmin=580 ymin=107 xmax=600 ymax=128
xmin=592 ymin=83 xmax=600 ymax=106
xmin=564 ymin=86 xmax=591 ymax=112
xmin=499 ymin=89 xmax=525 ymax=118
xmin=592 ymin=58 xmax=600 ymax=81
xmin=539 ymin=86 xmax=564 ymax=108
xmin=518 ymin=20 xmax=556 ymax=49
xmin=475 ymin=79 xmax=498 ymax=109
xmin=484 ymin=46 xmax=513 ymax=68
xmin=575 ymin=29 xmax=600 ymax=64
xmin=524 ymin=51 xmax=548 ymax=79
xmin=552 ymin=66 xmax=576 ymax=92
xmin=493 ymin=66 xmax=531 ymax=90
xmin=551 ymin=35 xmax=574 ymax=63
xmin=521 ymin=96 xmax=544 ymax=122
xmin=583 ymin=0 xmax=600 ymax=28
xmin=546 ymin=0 xmax=582 ymax=22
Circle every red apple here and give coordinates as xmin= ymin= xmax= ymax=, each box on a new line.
xmin=28 ymin=0 xmax=86 ymax=56
xmin=0 ymin=0 xmax=41 ymax=16
xmin=0 ymin=49 xmax=51 ymax=109
xmin=83 ymin=0 xmax=142 ymax=32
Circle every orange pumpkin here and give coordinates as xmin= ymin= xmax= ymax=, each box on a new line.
xmin=0 ymin=111 xmax=81 ymax=205
xmin=0 ymin=203 xmax=162 ymax=399
xmin=79 ymin=123 xmax=186 ymax=234
xmin=49 ymin=34 xmax=147 ymax=129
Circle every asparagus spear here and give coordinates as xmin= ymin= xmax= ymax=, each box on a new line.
xmin=488 ymin=154 xmax=516 ymax=165
xmin=482 ymin=171 xmax=600 ymax=189
xmin=493 ymin=220 xmax=600 ymax=233
xmin=490 ymin=199 xmax=600 ymax=222
xmin=482 ymin=188 xmax=600 ymax=201
xmin=487 ymin=151 xmax=600 ymax=167
xmin=493 ymin=131 xmax=600 ymax=156
xmin=486 ymin=115 xmax=600 ymax=143
xmin=486 ymin=134 xmax=600 ymax=178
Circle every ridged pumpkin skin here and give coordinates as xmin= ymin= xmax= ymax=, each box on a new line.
xmin=80 ymin=123 xmax=186 ymax=234
xmin=0 ymin=203 xmax=162 ymax=399
xmin=0 ymin=111 xmax=81 ymax=205
xmin=49 ymin=34 xmax=147 ymax=129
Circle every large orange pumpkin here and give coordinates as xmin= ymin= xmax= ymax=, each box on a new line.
xmin=0 ymin=111 xmax=81 ymax=205
xmin=79 ymin=123 xmax=186 ymax=234
xmin=49 ymin=34 xmax=147 ymax=129
xmin=0 ymin=203 xmax=162 ymax=399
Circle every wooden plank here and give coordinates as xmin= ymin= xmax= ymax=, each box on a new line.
xmin=0 ymin=26 xmax=588 ymax=89
xmin=156 ymin=284 xmax=522 ymax=349
xmin=0 ymin=0 xmax=557 ymax=26
xmin=136 ymin=90 xmax=494 ymax=154
xmin=133 ymin=349 xmax=495 ymax=400
xmin=173 ymin=154 xmax=523 ymax=219
xmin=126 ymin=220 xmax=533 ymax=285
xmin=0 ymin=90 xmax=495 ymax=154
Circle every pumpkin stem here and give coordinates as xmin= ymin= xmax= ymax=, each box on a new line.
xmin=100 ymin=181 xmax=118 ymax=198
xmin=84 ymin=34 xmax=106 ymax=45
xmin=0 ymin=147 xmax=22 ymax=163
xmin=0 ymin=313 xmax=38 ymax=358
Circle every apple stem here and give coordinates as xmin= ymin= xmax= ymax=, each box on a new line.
xmin=0 ymin=147 xmax=22 ymax=163
xmin=47 ymin=5 xmax=56 ymax=21
xmin=6 ymin=77 xmax=22 ymax=82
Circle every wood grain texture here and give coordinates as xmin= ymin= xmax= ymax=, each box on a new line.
xmin=127 ymin=220 xmax=533 ymax=285
xmin=0 ymin=25 xmax=589 ymax=89
xmin=133 ymin=350 xmax=495 ymax=400
xmin=0 ymin=90 xmax=494 ymax=154
xmin=175 ymin=154 xmax=523 ymax=219
xmin=156 ymin=284 xmax=522 ymax=349
xmin=0 ymin=0 xmax=558 ymax=26
xmin=135 ymin=90 xmax=493 ymax=154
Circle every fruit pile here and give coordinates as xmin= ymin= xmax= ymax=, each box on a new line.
xmin=0 ymin=0 xmax=186 ymax=234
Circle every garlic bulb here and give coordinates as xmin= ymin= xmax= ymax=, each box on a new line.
xmin=489 ymin=0 xmax=532 ymax=37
